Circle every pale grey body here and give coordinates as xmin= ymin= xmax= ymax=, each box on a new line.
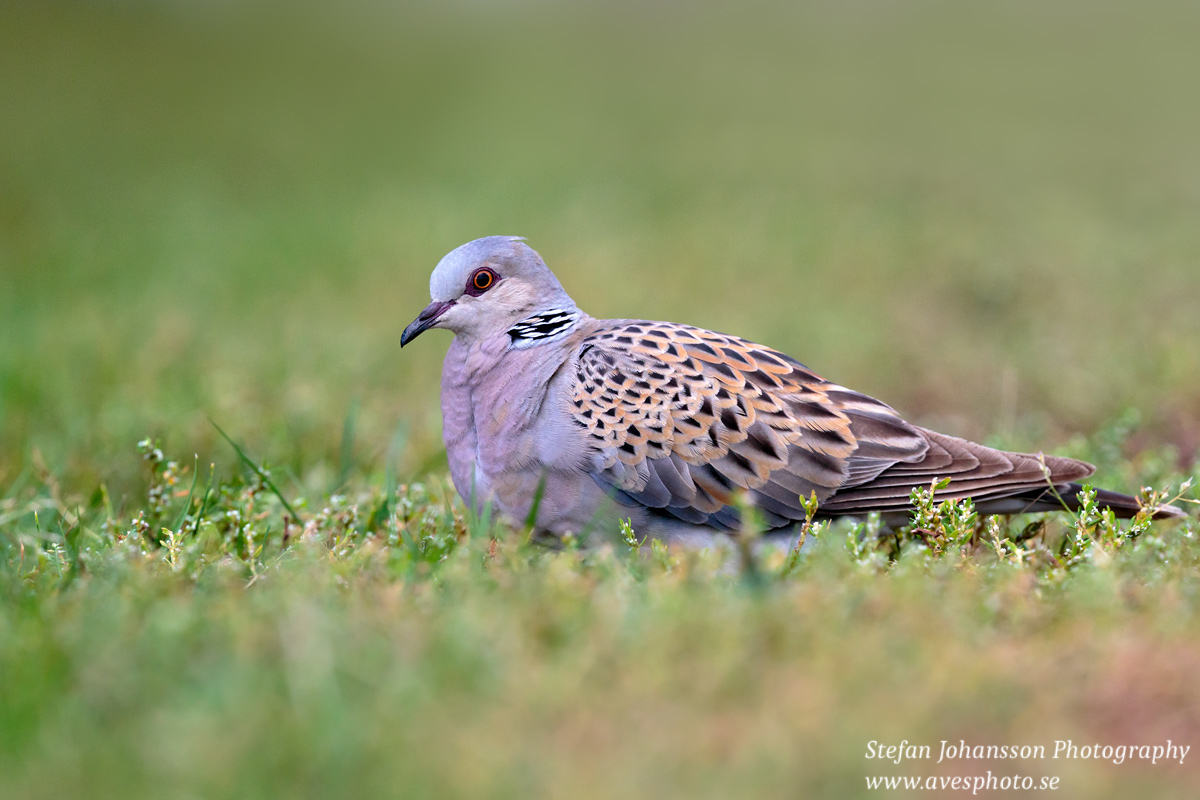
xmin=440 ymin=316 xmax=720 ymax=544
xmin=442 ymin=323 xmax=597 ymax=530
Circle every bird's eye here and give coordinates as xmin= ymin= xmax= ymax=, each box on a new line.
xmin=469 ymin=268 xmax=496 ymax=294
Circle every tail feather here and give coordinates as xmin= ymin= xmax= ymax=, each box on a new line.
xmin=981 ymin=482 xmax=1189 ymax=520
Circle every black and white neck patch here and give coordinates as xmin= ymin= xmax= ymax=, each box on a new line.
xmin=507 ymin=308 xmax=581 ymax=348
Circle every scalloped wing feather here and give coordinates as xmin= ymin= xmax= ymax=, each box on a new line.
xmin=571 ymin=322 xmax=934 ymax=526
xmin=571 ymin=321 xmax=1098 ymax=530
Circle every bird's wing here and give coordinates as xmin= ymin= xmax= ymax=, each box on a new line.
xmin=570 ymin=321 xmax=927 ymax=529
xmin=570 ymin=321 xmax=1094 ymax=530
xmin=818 ymin=429 xmax=1093 ymax=514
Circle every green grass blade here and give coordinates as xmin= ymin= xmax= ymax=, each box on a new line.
xmin=336 ymin=397 xmax=360 ymax=491
xmin=209 ymin=419 xmax=299 ymax=521
xmin=170 ymin=455 xmax=201 ymax=534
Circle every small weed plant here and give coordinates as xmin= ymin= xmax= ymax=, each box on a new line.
xmin=3 ymin=428 xmax=1195 ymax=593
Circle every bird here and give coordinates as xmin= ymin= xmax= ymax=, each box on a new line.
xmin=401 ymin=236 xmax=1186 ymax=546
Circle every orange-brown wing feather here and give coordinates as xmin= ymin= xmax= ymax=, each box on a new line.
xmin=570 ymin=321 xmax=930 ymax=529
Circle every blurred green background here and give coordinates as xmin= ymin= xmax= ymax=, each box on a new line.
xmin=4 ymin=0 xmax=1199 ymax=503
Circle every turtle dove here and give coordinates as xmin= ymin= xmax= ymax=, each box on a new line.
xmin=401 ymin=236 xmax=1186 ymax=545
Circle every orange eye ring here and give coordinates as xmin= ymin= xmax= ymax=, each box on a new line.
xmin=472 ymin=268 xmax=495 ymax=292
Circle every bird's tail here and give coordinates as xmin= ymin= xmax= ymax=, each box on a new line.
xmin=990 ymin=483 xmax=1188 ymax=521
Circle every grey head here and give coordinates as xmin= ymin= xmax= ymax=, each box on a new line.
xmin=401 ymin=236 xmax=578 ymax=347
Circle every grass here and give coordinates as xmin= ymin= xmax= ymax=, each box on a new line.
xmin=2 ymin=431 xmax=1198 ymax=798
xmin=3 ymin=1 xmax=1200 ymax=797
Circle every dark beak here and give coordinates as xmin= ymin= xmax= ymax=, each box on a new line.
xmin=401 ymin=300 xmax=453 ymax=347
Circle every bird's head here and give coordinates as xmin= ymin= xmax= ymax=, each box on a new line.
xmin=401 ymin=236 xmax=576 ymax=347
